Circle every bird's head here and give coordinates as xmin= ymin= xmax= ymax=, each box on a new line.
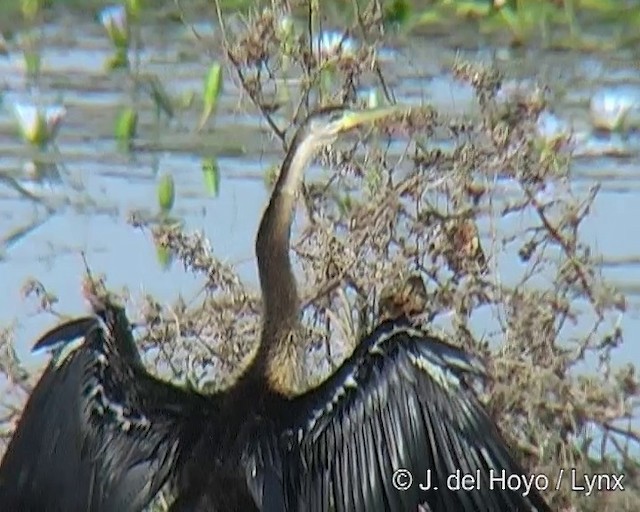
xmin=273 ymin=104 xmax=402 ymax=198
xmin=292 ymin=104 xmax=400 ymax=153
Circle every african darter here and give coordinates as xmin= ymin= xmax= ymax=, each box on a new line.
xmin=0 ymin=106 xmax=551 ymax=512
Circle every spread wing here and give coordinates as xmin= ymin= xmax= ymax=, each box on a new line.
xmin=0 ymin=306 xmax=216 ymax=512
xmin=245 ymin=319 xmax=551 ymax=512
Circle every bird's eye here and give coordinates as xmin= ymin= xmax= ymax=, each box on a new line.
xmin=329 ymin=111 xmax=344 ymax=123
xmin=322 ymin=105 xmax=348 ymax=123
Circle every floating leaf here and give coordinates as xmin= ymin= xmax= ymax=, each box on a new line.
xmin=115 ymin=107 xmax=137 ymax=149
xmin=202 ymin=158 xmax=220 ymax=198
xmin=198 ymin=63 xmax=223 ymax=131
xmin=157 ymin=173 xmax=175 ymax=214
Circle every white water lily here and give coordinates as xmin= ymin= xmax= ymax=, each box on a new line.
xmin=314 ymin=31 xmax=396 ymax=63
xmin=315 ymin=31 xmax=358 ymax=59
xmin=536 ymin=111 xmax=574 ymax=151
xmin=99 ymin=5 xmax=129 ymax=48
xmin=278 ymin=16 xmax=295 ymax=41
xmin=590 ymin=86 xmax=640 ymax=132
xmin=358 ymin=87 xmax=383 ymax=109
xmin=13 ymin=102 xmax=66 ymax=147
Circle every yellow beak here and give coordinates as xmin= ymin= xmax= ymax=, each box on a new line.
xmin=338 ymin=106 xmax=404 ymax=132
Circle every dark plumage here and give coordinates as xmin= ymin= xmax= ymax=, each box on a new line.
xmin=245 ymin=318 xmax=550 ymax=512
xmin=0 ymin=303 xmax=219 ymax=512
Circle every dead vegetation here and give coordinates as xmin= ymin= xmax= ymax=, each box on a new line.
xmin=1 ymin=1 xmax=639 ymax=510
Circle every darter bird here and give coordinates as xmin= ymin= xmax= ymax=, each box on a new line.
xmin=0 ymin=106 xmax=550 ymax=512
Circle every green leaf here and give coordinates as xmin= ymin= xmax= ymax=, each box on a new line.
xmin=202 ymin=158 xmax=220 ymax=198
xmin=198 ymin=63 xmax=223 ymax=130
xmin=157 ymin=172 xmax=175 ymax=214
xmin=115 ymin=107 xmax=138 ymax=148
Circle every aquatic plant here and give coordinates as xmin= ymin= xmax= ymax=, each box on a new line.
xmin=198 ymin=63 xmax=223 ymax=130
xmin=13 ymin=102 xmax=66 ymax=148
xmin=154 ymin=237 xmax=174 ymax=271
xmin=99 ymin=4 xmax=129 ymax=68
xmin=157 ymin=172 xmax=175 ymax=215
xmin=277 ymin=15 xmax=296 ymax=56
xmin=201 ymin=158 xmax=220 ymax=198
xmin=18 ymin=0 xmax=44 ymax=82
xmin=114 ymin=106 xmax=138 ymax=150
xmin=314 ymin=30 xmax=357 ymax=60
xmin=590 ymin=86 xmax=640 ymax=132
xmin=358 ymin=87 xmax=383 ymax=109
xmin=407 ymin=0 xmax=638 ymax=49
xmin=100 ymin=4 xmax=129 ymax=49
xmin=535 ymin=111 xmax=573 ymax=152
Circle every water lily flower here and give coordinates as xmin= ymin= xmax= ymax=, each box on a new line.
xmin=278 ymin=15 xmax=295 ymax=42
xmin=590 ymin=85 xmax=640 ymax=132
xmin=358 ymin=87 xmax=383 ymax=109
xmin=314 ymin=31 xmax=358 ymax=60
xmin=13 ymin=102 xmax=66 ymax=148
xmin=99 ymin=5 xmax=129 ymax=49
xmin=536 ymin=111 xmax=574 ymax=152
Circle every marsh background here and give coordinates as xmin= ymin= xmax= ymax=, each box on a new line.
xmin=0 ymin=0 xmax=639 ymax=510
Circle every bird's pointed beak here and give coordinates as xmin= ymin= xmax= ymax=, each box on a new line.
xmin=338 ymin=106 xmax=403 ymax=132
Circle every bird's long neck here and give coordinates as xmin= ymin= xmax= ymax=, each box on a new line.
xmin=252 ymin=134 xmax=315 ymax=396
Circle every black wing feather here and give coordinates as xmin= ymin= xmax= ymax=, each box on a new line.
xmin=0 ymin=305 xmax=215 ymax=512
xmin=246 ymin=318 xmax=551 ymax=512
